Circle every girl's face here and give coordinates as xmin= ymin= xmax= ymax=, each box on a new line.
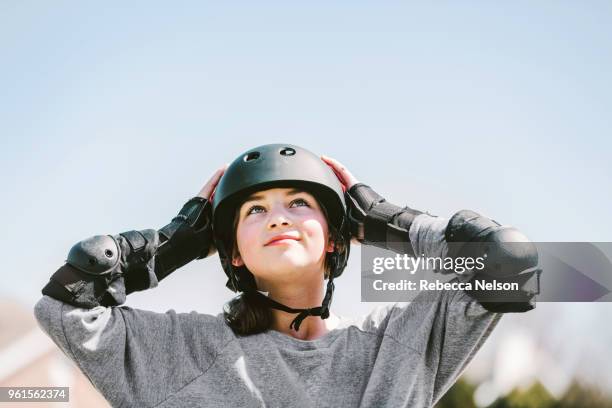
xmin=232 ymin=187 xmax=334 ymax=288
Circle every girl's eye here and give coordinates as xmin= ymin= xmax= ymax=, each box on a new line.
xmin=246 ymin=205 xmax=265 ymax=215
xmin=291 ymin=198 xmax=310 ymax=208
xmin=245 ymin=199 xmax=310 ymax=216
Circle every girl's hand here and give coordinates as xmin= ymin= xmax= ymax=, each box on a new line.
xmin=197 ymin=164 xmax=228 ymax=200
xmin=320 ymin=155 xmax=359 ymax=192
xmin=321 ymin=155 xmax=363 ymax=245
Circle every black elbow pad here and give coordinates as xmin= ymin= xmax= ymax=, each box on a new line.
xmin=66 ymin=234 xmax=121 ymax=275
xmin=42 ymin=230 xmax=158 ymax=307
xmin=446 ymin=210 xmax=542 ymax=313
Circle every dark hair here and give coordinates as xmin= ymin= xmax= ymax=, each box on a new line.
xmin=222 ymin=190 xmax=345 ymax=336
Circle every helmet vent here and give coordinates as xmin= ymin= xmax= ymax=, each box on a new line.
xmin=243 ymin=151 xmax=260 ymax=162
xmin=279 ymin=147 xmax=296 ymax=156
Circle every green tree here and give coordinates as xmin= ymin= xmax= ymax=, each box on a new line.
xmin=435 ymin=378 xmax=477 ymax=408
xmin=553 ymin=379 xmax=612 ymax=408
xmin=488 ymin=381 xmax=555 ymax=408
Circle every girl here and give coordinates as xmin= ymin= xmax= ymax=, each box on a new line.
xmin=34 ymin=143 xmax=540 ymax=407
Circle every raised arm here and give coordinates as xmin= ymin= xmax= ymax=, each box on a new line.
xmin=345 ymin=182 xmax=541 ymax=313
xmin=33 ymin=166 xmax=232 ymax=407
xmin=41 ymin=165 xmax=226 ymax=308
xmin=320 ymin=155 xmax=541 ymax=313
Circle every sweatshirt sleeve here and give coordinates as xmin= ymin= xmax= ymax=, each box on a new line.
xmin=359 ymin=211 xmax=502 ymax=405
xmin=407 ymin=213 xmax=504 ymax=404
xmin=363 ymin=283 xmax=502 ymax=407
xmin=33 ymin=295 xmax=233 ymax=408
xmin=428 ymin=288 xmax=503 ymax=404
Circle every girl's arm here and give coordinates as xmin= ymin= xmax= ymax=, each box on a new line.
xmin=320 ymin=155 xmax=541 ymax=313
xmin=39 ymin=197 xmax=212 ymax=308
xmin=33 ymin=166 xmax=231 ymax=407
xmin=346 ymin=182 xmax=541 ymax=313
xmin=41 ymin=165 xmax=226 ymax=309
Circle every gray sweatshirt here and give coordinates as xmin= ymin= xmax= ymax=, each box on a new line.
xmin=34 ymin=214 xmax=505 ymax=408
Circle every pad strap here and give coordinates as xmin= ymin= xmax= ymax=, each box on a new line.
xmin=156 ymin=197 xmax=215 ymax=281
xmin=468 ymin=268 xmax=542 ymax=313
xmin=346 ymin=183 xmax=424 ymax=255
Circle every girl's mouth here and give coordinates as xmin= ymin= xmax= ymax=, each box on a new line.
xmin=266 ymin=238 xmax=299 ymax=246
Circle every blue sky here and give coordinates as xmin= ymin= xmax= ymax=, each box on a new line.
xmin=2 ymin=1 xmax=612 ymax=396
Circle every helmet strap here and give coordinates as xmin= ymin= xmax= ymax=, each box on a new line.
xmin=246 ymin=274 xmax=336 ymax=332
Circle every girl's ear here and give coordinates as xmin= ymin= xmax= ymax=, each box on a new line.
xmin=232 ymin=246 xmax=244 ymax=267
xmin=326 ymin=238 xmax=335 ymax=253
xmin=231 ymin=247 xmax=244 ymax=267
xmin=232 ymin=255 xmax=244 ymax=267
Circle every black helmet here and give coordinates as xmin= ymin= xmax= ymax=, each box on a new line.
xmin=212 ymin=143 xmax=351 ymax=331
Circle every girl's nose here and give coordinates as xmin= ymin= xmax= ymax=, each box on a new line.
xmin=269 ymin=219 xmax=290 ymax=229
xmin=268 ymin=210 xmax=292 ymax=230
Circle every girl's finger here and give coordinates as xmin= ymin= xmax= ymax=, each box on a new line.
xmin=321 ymin=156 xmax=347 ymax=185
xmin=199 ymin=164 xmax=228 ymax=199
xmin=321 ymin=155 xmax=358 ymax=189
xmin=321 ymin=155 xmax=342 ymax=174
xmin=322 ymin=155 xmax=349 ymax=176
xmin=211 ymin=164 xmax=228 ymax=185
